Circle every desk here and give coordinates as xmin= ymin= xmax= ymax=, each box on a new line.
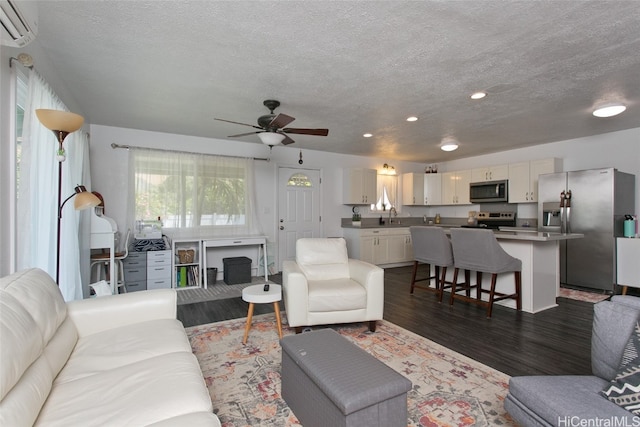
xmin=202 ymin=236 xmax=268 ymax=288
xmin=617 ymin=238 xmax=640 ymax=294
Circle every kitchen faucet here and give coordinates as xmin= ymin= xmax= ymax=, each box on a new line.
xmin=388 ymin=206 xmax=397 ymax=224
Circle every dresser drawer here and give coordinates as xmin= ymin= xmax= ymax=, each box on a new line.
xmin=147 ymin=278 xmax=171 ymax=290
xmin=147 ymin=250 xmax=171 ymax=265
xmin=125 ymin=281 xmax=147 ymax=292
xmin=147 ymin=265 xmax=171 ymax=279
xmin=124 ymin=267 xmax=146 ymax=282
xmin=126 ymin=251 xmax=146 ymax=261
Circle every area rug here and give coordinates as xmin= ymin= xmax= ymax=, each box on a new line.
xmin=559 ymin=287 xmax=610 ymax=303
xmin=186 ymin=314 xmax=515 ymax=426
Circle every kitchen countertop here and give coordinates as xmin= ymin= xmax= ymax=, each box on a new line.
xmin=342 ymin=224 xmax=584 ymax=241
xmin=342 ymin=222 xmax=462 ymax=229
xmin=490 ymin=230 xmax=584 ymax=241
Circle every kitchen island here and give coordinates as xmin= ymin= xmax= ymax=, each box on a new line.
xmin=482 ymin=229 xmax=583 ymax=313
xmin=342 ymin=225 xmax=583 ymax=314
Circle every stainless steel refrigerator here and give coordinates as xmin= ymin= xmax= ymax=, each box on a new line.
xmin=538 ymin=168 xmax=635 ymax=291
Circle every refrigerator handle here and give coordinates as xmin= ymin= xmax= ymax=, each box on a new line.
xmin=560 ymin=207 xmax=566 ymax=233
xmin=565 ymin=190 xmax=572 ymax=234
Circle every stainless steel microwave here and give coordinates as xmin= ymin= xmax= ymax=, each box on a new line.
xmin=469 ymin=180 xmax=509 ymax=203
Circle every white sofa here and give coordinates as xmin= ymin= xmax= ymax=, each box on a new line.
xmin=0 ymin=268 xmax=220 ymax=427
xmin=282 ymin=238 xmax=384 ymax=333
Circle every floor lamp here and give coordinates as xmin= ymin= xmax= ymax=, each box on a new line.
xmin=35 ymin=109 xmax=101 ymax=285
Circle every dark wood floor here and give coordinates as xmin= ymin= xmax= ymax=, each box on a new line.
xmin=178 ymin=265 xmax=596 ymax=377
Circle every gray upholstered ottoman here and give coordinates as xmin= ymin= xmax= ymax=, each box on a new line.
xmin=280 ymin=328 xmax=412 ymax=427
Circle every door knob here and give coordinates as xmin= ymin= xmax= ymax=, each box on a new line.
xmin=279 ymin=226 xmax=284 ymax=230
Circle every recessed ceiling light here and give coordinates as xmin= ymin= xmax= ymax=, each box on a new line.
xmin=470 ymin=92 xmax=487 ymax=100
xmin=440 ymin=138 xmax=459 ymax=152
xmin=593 ymin=104 xmax=626 ymax=118
xmin=406 ymin=116 xmax=418 ymax=122
xmin=363 ymin=133 xmax=373 ymax=138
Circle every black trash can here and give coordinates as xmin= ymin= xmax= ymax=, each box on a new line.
xmin=207 ymin=267 xmax=218 ymax=285
xmin=223 ymin=257 xmax=252 ymax=285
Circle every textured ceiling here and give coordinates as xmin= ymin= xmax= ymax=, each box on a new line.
xmin=30 ymin=1 xmax=640 ymax=163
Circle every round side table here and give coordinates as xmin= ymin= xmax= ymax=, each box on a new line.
xmin=241 ymin=284 xmax=283 ymax=344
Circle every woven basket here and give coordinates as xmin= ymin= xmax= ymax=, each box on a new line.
xmin=178 ymin=249 xmax=195 ymax=264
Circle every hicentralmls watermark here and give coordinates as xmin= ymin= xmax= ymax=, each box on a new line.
xmin=557 ymin=416 xmax=640 ymax=427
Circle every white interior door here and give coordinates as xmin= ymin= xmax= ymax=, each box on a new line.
xmin=277 ymin=167 xmax=321 ymax=271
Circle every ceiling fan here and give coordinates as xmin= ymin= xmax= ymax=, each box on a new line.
xmin=215 ymin=100 xmax=329 ymax=146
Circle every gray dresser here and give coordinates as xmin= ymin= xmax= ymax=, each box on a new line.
xmin=124 ymin=250 xmax=172 ymax=292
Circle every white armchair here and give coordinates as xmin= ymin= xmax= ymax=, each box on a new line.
xmin=282 ymin=238 xmax=384 ymax=333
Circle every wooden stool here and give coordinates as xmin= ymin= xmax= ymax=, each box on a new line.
xmin=242 ymin=284 xmax=283 ymax=344
xmin=409 ymin=226 xmax=462 ymax=302
xmin=449 ymin=228 xmax=522 ymax=318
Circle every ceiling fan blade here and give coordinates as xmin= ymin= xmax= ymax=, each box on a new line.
xmin=279 ymin=133 xmax=296 ymax=145
xmin=228 ymin=131 xmax=264 ymax=138
xmin=281 ymin=127 xmax=329 ymax=136
xmin=269 ymin=113 xmax=295 ymax=129
xmin=215 ymin=118 xmax=262 ymax=130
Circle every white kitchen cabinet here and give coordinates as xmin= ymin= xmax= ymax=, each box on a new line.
xmin=471 ymin=164 xmax=508 ymax=182
xmin=442 ymin=170 xmax=472 ymax=205
xmin=343 ymin=228 xmax=413 ymax=266
xmin=509 ymin=158 xmax=561 ymax=203
xmin=424 ymin=174 xmax=442 ymax=206
xmin=387 ymin=232 xmax=413 ymax=264
xmin=343 ymin=168 xmax=377 ymax=204
xmin=402 ymin=173 xmax=442 ymax=206
xmin=529 ymin=158 xmax=561 ymax=201
xmin=402 ymin=173 xmax=425 ymax=205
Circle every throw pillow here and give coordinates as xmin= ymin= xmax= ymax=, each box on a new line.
xmin=601 ymin=321 xmax=640 ymax=414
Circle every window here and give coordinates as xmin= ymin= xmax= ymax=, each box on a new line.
xmin=131 ymin=149 xmax=260 ymax=237
xmin=287 ymin=173 xmax=312 ymax=187
xmin=372 ymin=174 xmax=398 ymax=211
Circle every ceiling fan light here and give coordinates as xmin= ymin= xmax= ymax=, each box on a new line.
xmin=440 ymin=138 xmax=459 ymax=152
xmin=592 ymin=104 xmax=626 ymax=118
xmin=257 ymin=132 xmax=286 ymax=146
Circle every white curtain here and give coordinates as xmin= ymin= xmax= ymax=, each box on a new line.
xmin=373 ymin=174 xmax=398 ymax=211
xmin=128 ymin=148 xmax=263 ymax=240
xmin=17 ymin=72 xmax=91 ymax=301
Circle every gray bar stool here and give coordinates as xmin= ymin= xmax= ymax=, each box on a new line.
xmin=449 ymin=228 xmax=522 ymax=318
xmin=409 ymin=226 xmax=460 ymax=302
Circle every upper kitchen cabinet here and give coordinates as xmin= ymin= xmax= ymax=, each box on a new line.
xmin=424 ymin=174 xmax=442 ymax=206
xmin=441 ymin=170 xmax=471 ymax=205
xmin=471 ymin=164 xmax=509 ymax=182
xmin=402 ymin=173 xmax=442 ymax=206
xmin=402 ymin=173 xmax=424 ymax=205
xmin=343 ymin=168 xmax=377 ymax=204
xmin=508 ymin=158 xmax=562 ymax=203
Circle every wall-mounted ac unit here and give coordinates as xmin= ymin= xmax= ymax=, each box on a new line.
xmin=1 ymin=0 xmax=38 ymax=47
